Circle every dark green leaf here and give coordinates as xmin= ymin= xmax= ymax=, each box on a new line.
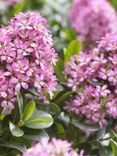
xmin=71 ymin=120 xmax=99 ymax=132
xmin=55 ymin=91 xmax=75 ymax=105
xmin=99 ymin=146 xmax=112 ymax=156
xmin=0 ymin=140 xmax=26 ymax=152
xmin=39 ymin=103 xmax=60 ymax=115
xmin=55 ymin=122 xmax=66 ymax=138
xmin=17 ymin=92 xmax=23 ymax=118
xmin=24 ymin=130 xmax=48 ymax=142
xmin=27 ymin=88 xmax=39 ymax=96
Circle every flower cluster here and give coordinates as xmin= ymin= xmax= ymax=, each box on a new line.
xmin=23 ymin=138 xmax=84 ymax=156
xmin=64 ymin=32 xmax=117 ymax=127
xmin=0 ymin=11 xmax=57 ymax=114
xmin=70 ymin=0 xmax=117 ymax=49
xmin=0 ymin=0 xmax=20 ymax=13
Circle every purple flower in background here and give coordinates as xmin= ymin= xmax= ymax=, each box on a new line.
xmin=0 ymin=11 xmax=58 ymax=114
xmin=64 ymin=32 xmax=117 ymax=127
xmin=23 ymin=137 xmax=84 ymax=156
xmin=70 ymin=0 xmax=117 ymax=49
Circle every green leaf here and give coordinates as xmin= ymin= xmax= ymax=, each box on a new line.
xmin=0 ymin=114 xmax=5 ymax=121
xmin=24 ymin=109 xmax=53 ymax=129
xmin=71 ymin=120 xmax=99 ymax=132
xmin=46 ymin=103 xmax=60 ymax=115
xmin=12 ymin=0 xmax=26 ymax=14
xmin=27 ymin=88 xmax=39 ymax=96
xmin=90 ymin=128 xmax=106 ymax=141
xmin=24 ymin=130 xmax=48 ymax=142
xmin=0 ymin=140 xmax=26 ymax=152
xmin=54 ymin=56 xmax=66 ymax=82
xmin=55 ymin=91 xmax=75 ymax=105
xmin=99 ymin=146 xmax=112 ymax=156
xmin=23 ymin=100 xmax=35 ymax=121
xmin=64 ymin=28 xmax=76 ymax=41
xmin=39 ymin=103 xmax=60 ymax=115
xmin=9 ymin=122 xmax=24 ymax=137
xmin=64 ymin=40 xmax=82 ymax=62
xmin=55 ymin=122 xmax=66 ymax=138
xmin=17 ymin=92 xmax=23 ymax=118
xmin=111 ymin=130 xmax=117 ymax=139
xmin=111 ymin=139 xmax=117 ymax=156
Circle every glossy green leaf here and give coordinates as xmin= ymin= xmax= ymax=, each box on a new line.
xmin=39 ymin=103 xmax=60 ymax=115
xmin=17 ymin=92 xmax=23 ymax=118
xmin=24 ymin=109 xmax=53 ymax=129
xmin=0 ymin=140 xmax=26 ymax=152
xmin=54 ymin=56 xmax=66 ymax=82
xmin=9 ymin=122 xmax=24 ymax=137
xmin=55 ymin=91 xmax=75 ymax=105
xmin=90 ymin=128 xmax=106 ymax=141
xmin=64 ymin=40 xmax=82 ymax=62
xmin=71 ymin=120 xmax=99 ymax=132
xmin=24 ymin=130 xmax=48 ymax=142
xmin=23 ymin=100 xmax=35 ymax=121
xmin=27 ymin=88 xmax=39 ymax=96
xmin=99 ymin=146 xmax=112 ymax=156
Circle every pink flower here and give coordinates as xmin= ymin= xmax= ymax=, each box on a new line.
xmin=70 ymin=0 xmax=117 ymax=49
xmin=0 ymin=11 xmax=57 ymax=114
xmin=64 ymin=31 xmax=117 ymax=127
xmin=10 ymin=74 xmax=29 ymax=92
xmin=23 ymin=138 xmax=84 ymax=156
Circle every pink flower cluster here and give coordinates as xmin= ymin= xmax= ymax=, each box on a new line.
xmin=0 ymin=11 xmax=57 ymax=114
xmin=23 ymin=138 xmax=84 ymax=156
xmin=64 ymin=32 xmax=117 ymax=127
xmin=70 ymin=0 xmax=117 ymax=49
